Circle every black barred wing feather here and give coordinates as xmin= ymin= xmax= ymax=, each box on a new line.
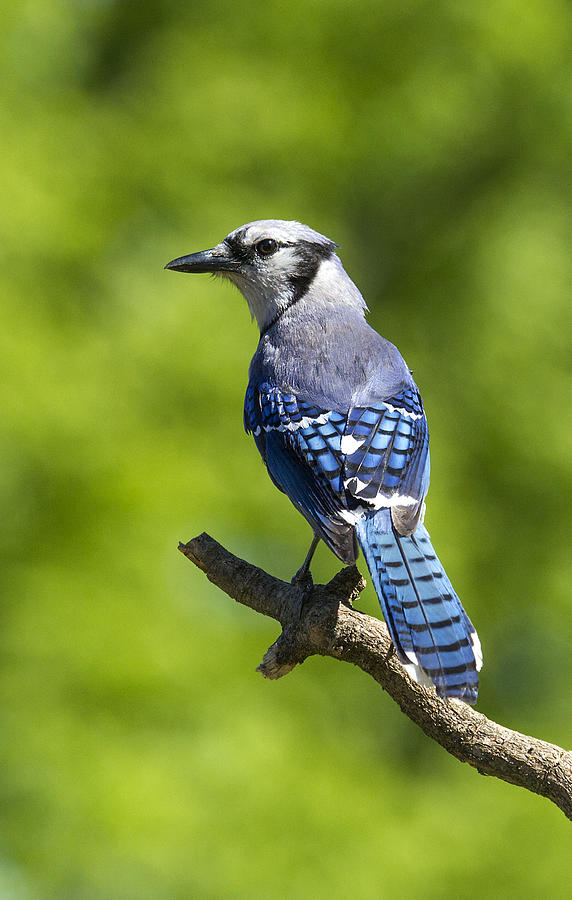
xmin=244 ymin=382 xmax=357 ymax=563
xmin=342 ymin=387 xmax=429 ymax=512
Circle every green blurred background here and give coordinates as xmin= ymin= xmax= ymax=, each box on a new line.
xmin=1 ymin=0 xmax=572 ymax=897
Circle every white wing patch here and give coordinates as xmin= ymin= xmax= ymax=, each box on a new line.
xmin=252 ymin=411 xmax=331 ymax=437
xmin=264 ymin=411 xmax=331 ymax=433
xmin=383 ymin=401 xmax=423 ymax=421
xmin=344 ymin=475 xmax=418 ymax=510
xmin=340 ymin=433 xmax=366 ymax=455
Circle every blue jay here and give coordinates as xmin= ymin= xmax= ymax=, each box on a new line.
xmin=166 ymin=220 xmax=482 ymax=703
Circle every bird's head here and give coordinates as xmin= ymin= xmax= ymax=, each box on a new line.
xmin=165 ymin=219 xmax=365 ymax=333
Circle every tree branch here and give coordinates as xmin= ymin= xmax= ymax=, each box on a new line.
xmin=179 ymin=533 xmax=572 ymax=820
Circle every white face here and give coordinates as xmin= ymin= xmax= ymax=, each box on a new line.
xmin=217 ymin=220 xmax=338 ymax=331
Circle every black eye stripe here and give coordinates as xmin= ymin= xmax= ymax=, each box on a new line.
xmin=224 ymin=234 xmax=254 ymax=262
xmin=224 ymin=236 xmax=334 ymax=265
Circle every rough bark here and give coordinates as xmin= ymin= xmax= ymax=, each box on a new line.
xmin=179 ymin=533 xmax=572 ymax=820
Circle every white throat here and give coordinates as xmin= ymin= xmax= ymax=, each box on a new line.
xmin=227 ymin=254 xmax=366 ymax=333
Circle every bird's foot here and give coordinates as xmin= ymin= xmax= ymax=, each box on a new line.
xmin=290 ymin=567 xmax=314 ymax=621
xmin=291 ymin=566 xmax=314 ymax=592
xmin=291 ymin=534 xmax=320 ymax=594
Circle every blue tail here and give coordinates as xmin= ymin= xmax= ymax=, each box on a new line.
xmin=355 ymin=511 xmax=481 ymax=704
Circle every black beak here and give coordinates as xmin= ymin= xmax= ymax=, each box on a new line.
xmin=164 ymin=246 xmax=239 ymax=274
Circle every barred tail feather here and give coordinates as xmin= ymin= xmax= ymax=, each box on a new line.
xmin=355 ymin=513 xmax=481 ymax=704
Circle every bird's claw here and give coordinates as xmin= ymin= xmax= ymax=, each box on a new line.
xmin=291 ymin=568 xmax=314 ymax=591
xmin=290 ymin=569 xmax=314 ymax=621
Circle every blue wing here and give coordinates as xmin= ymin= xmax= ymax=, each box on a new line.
xmin=342 ymin=387 xmax=430 ymax=524
xmin=244 ymin=382 xmax=358 ymax=562
xmin=244 ymin=382 xmax=431 ymax=554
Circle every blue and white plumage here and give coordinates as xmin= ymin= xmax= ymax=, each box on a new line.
xmin=166 ymin=220 xmax=482 ymax=703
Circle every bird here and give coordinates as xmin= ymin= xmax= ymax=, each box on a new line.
xmin=166 ymin=219 xmax=482 ymax=703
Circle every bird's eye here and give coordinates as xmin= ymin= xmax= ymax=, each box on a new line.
xmin=256 ymin=238 xmax=278 ymax=257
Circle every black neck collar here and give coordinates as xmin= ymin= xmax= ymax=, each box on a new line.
xmin=257 ymin=243 xmax=334 ymax=338
xmin=259 ymin=292 xmax=305 ymax=339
